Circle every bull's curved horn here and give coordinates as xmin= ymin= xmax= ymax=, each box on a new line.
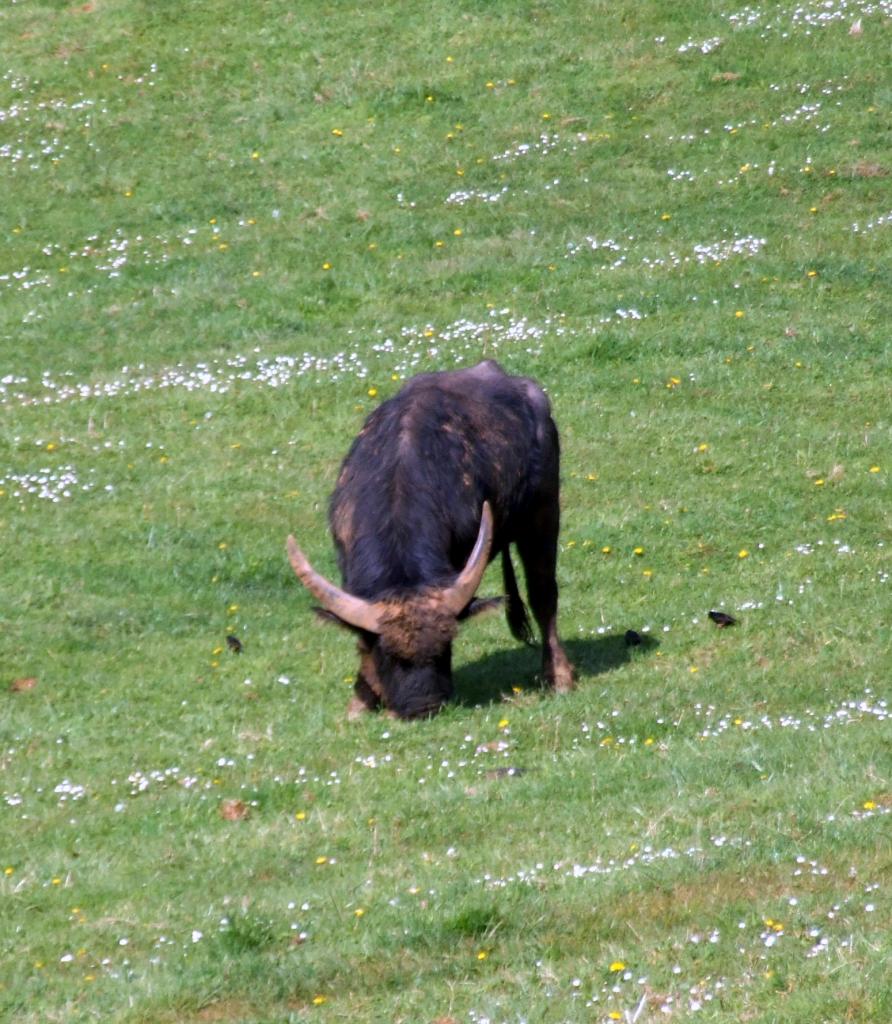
xmin=286 ymin=535 xmax=384 ymax=634
xmin=442 ymin=501 xmax=494 ymax=615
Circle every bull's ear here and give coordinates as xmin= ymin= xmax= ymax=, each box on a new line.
xmin=459 ymin=596 xmax=504 ymax=620
xmin=312 ymin=606 xmax=367 ymax=634
xmin=287 ymin=534 xmax=384 ymax=634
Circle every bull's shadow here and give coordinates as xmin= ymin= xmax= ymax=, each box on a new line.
xmin=453 ymin=633 xmax=658 ymax=709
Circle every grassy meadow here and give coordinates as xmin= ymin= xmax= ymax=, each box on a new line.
xmin=2 ymin=0 xmax=891 ymax=1021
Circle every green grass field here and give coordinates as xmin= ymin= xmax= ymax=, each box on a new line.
xmin=2 ymin=1 xmax=891 ymax=1021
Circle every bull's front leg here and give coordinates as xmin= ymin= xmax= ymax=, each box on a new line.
xmin=347 ymin=644 xmax=384 ymax=719
xmin=518 ymin=558 xmax=575 ymax=693
xmin=541 ymin=616 xmax=575 ymax=693
xmin=516 ymin=505 xmax=575 ymax=694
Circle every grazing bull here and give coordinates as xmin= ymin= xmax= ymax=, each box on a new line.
xmin=286 ymin=359 xmax=574 ymax=719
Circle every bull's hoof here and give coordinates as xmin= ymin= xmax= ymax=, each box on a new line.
xmin=346 ymin=695 xmax=374 ymax=720
xmin=549 ymin=659 xmax=576 ymax=694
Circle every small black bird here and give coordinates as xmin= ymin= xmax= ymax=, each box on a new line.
xmin=226 ymin=634 xmax=244 ymax=654
xmin=708 ymin=610 xmax=737 ymax=628
xmin=625 ymin=629 xmax=643 ymax=647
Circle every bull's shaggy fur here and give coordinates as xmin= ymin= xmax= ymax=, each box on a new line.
xmin=291 ymin=360 xmax=574 ymax=718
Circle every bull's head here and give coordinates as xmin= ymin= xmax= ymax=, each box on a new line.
xmin=286 ymin=503 xmax=494 ymax=718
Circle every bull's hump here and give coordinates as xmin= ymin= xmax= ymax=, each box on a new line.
xmin=463 ymin=358 xmax=505 ymax=379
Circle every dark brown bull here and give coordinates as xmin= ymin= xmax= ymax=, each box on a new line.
xmin=287 ymin=359 xmax=574 ymax=719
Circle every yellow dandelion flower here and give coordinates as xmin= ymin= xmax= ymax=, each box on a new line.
xmin=735 ymin=310 xmax=745 ymax=318
xmin=477 ymin=950 xmax=489 ymax=960
xmin=322 ymin=261 xmax=332 ymax=270
xmin=739 ymin=549 xmax=749 ymax=558
xmin=367 ymin=387 xmax=378 ymax=397
xmin=295 ymin=811 xmax=306 ymax=820
xmin=498 ymin=718 xmax=509 ymax=729
xmin=633 ymin=546 xmax=645 ymax=556
xmin=312 ymin=995 xmax=327 ymax=1005
xmin=609 ymin=960 xmax=626 ymax=972
xmin=863 ymin=800 xmax=877 ymax=810
xmin=869 ymin=466 xmax=880 ymax=473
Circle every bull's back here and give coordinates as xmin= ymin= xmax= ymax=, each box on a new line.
xmin=330 ymin=362 xmax=556 ymax=592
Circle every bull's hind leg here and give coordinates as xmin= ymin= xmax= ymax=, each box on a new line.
xmin=515 ymin=502 xmax=575 ymax=694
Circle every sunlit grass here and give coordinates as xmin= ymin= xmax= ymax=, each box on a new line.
xmin=2 ymin=1 xmax=891 ymax=1022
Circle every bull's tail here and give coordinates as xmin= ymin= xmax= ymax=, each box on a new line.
xmin=502 ymin=548 xmax=535 ymax=647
